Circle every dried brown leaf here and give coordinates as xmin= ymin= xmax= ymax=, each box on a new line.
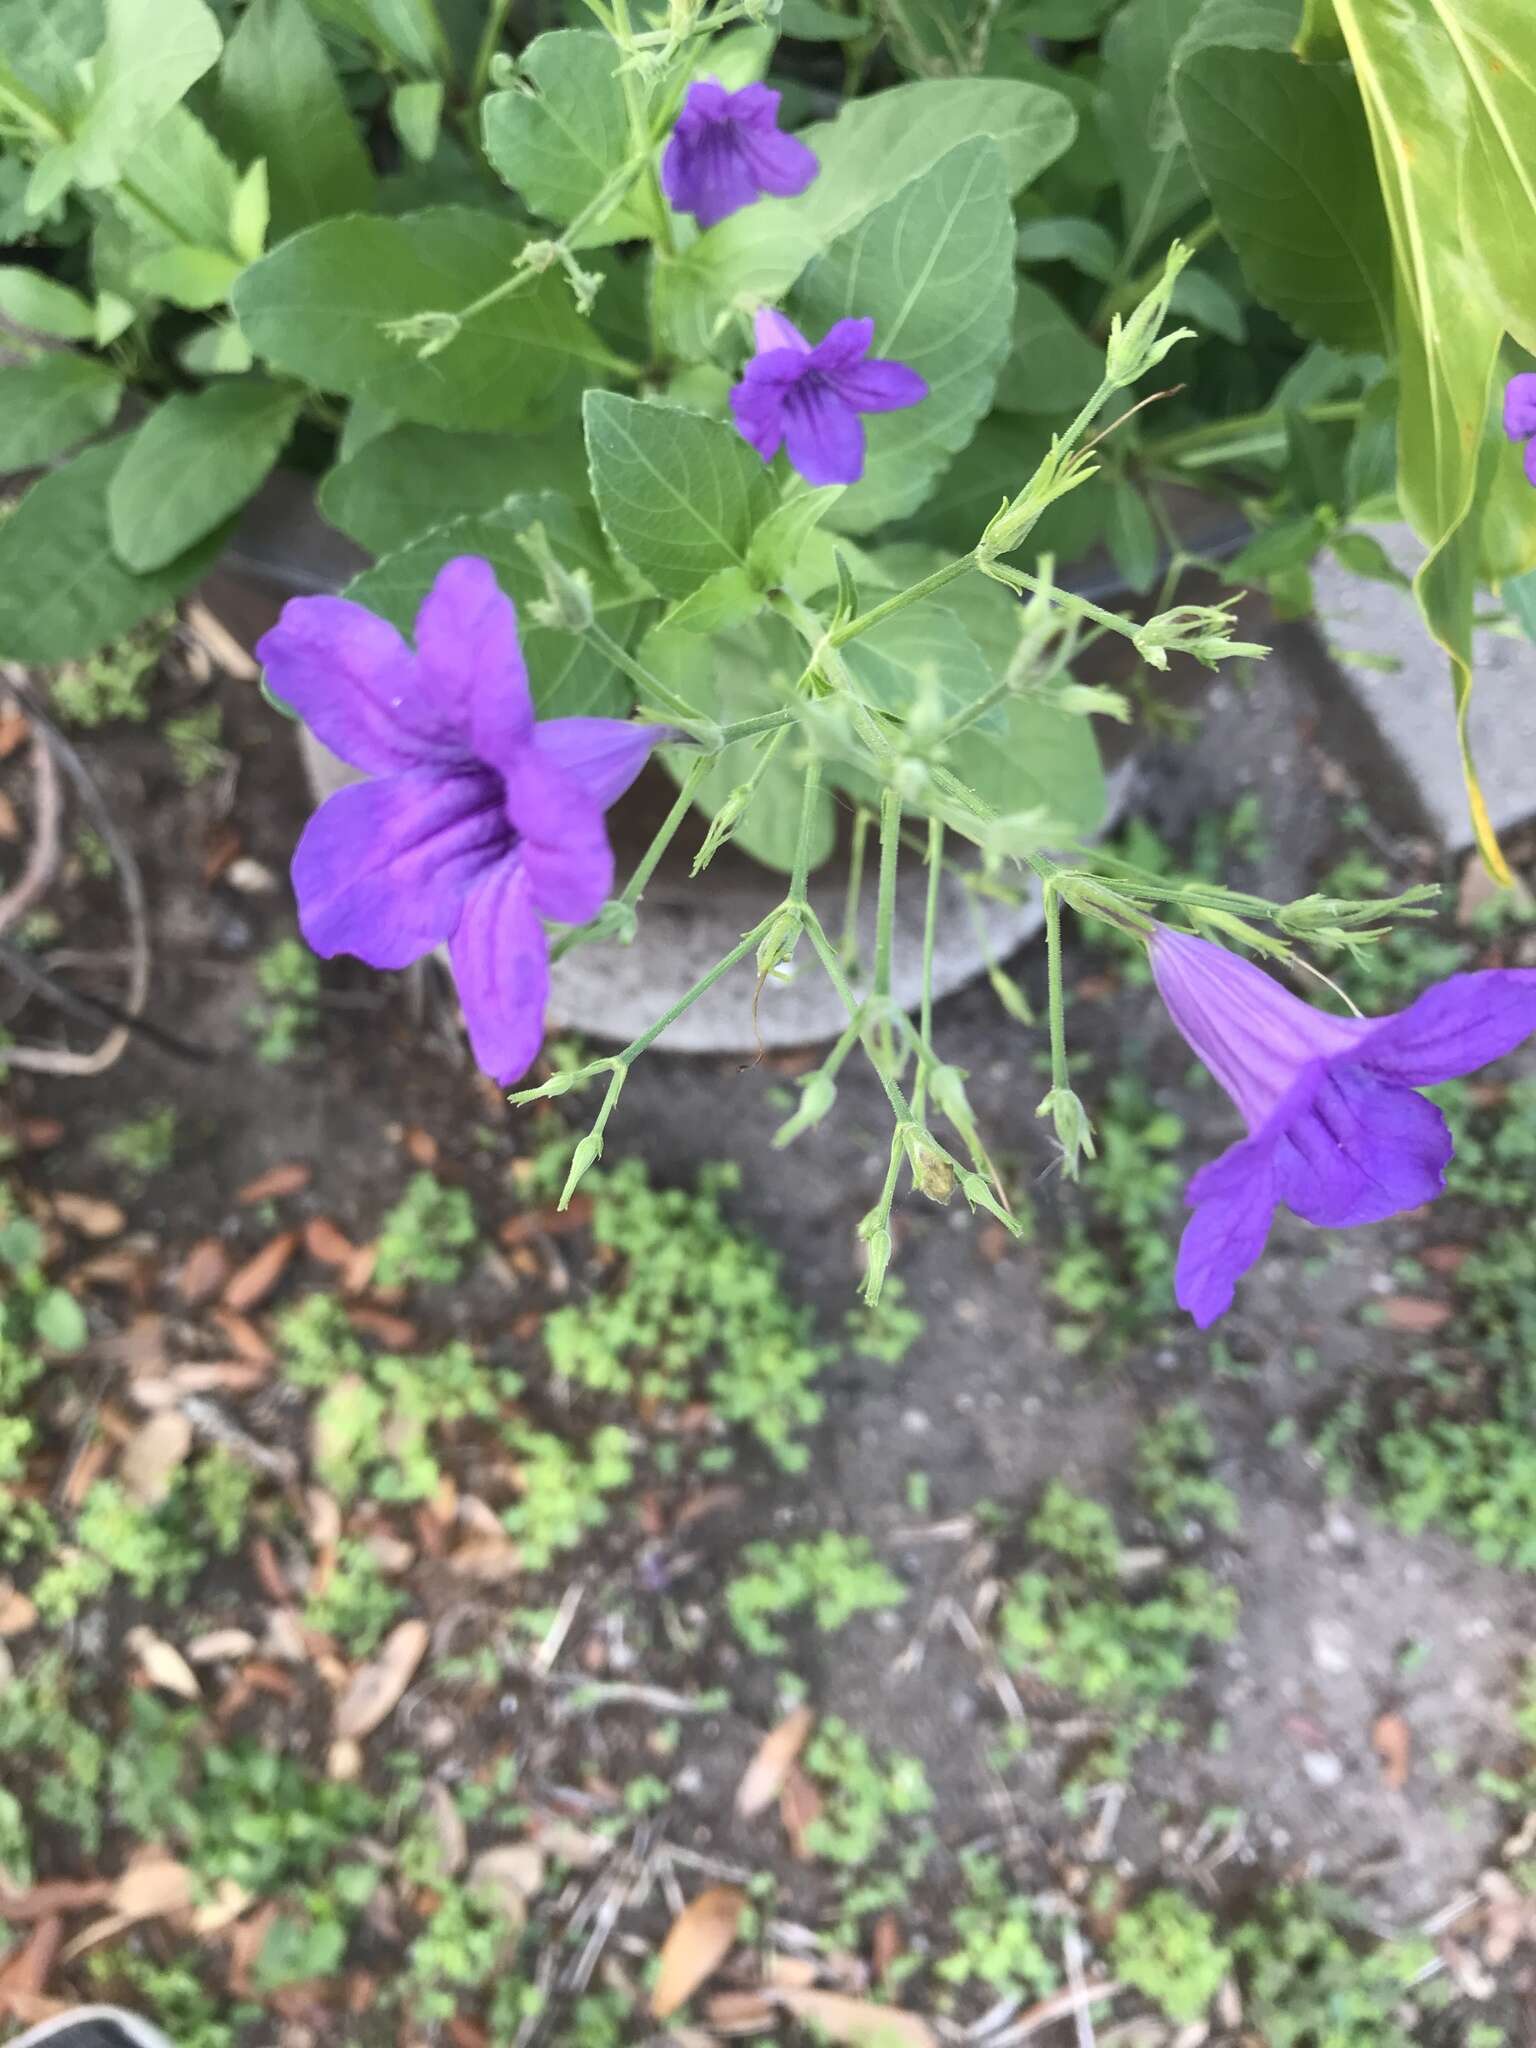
xmin=649 ymin=1884 xmax=746 ymax=2019
xmin=126 ymin=1628 xmax=201 ymax=1701
xmin=0 ymin=1583 xmax=37 ymax=1636
xmin=0 ymin=1878 xmax=112 ymax=1922
xmin=304 ymin=1217 xmax=356 ymax=1267
xmin=705 ymin=1989 xmax=777 ymax=2031
xmin=0 ymin=1915 xmax=61 ymax=1998
xmin=426 ymin=1781 xmax=468 ymax=1877
xmin=52 ymin=1193 xmax=126 ymax=1238
xmin=175 ymin=1237 xmax=231 ymax=1307
xmin=108 ymin=1858 xmax=195 ymax=1921
xmin=737 ymin=1705 xmax=815 ymax=1819
xmin=346 ymin=1305 xmax=417 ymax=1347
xmin=780 ymin=1761 xmax=824 ymax=1860
xmin=118 ymin=1410 xmax=194 ymax=1506
xmin=184 ymin=600 xmax=260 ymax=680
xmin=222 ymin=1230 xmax=298 ymax=1312
xmin=209 ymin=1310 xmax=274 ymax=1363
xmin=237 ymin=1162 xmax=312 ymax=1205
xmin=468 ymin=1844 xmax=546 ymax=1931
xmin=770 ymin=1988 xmax=937 ymax=2047
xmin=1378 ymin=1295 xmax=1453 ymax=1334
xmin=872 ymin=1911 xmax=902 ymax=1984
xmin=447 ymin=1535 xmax=522 ymax=1583
xmin=1372 ymin=1710 xmax=1411 ymax=1790
xmin=333 ymin=1618 xmax=429 ymax=1740
xmin=186 ymin=1628 xmax=256 ymax=1664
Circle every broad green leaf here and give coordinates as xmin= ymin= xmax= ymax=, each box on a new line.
xmin=0 ymin=353 xmax=121 ymax=469
xmin=584 ymin=391 xmax=778 ymax=598
xmin=654 ymin=79 xmax=1075 ymax=358
xmin=745 ymin=487 xmax=843 ymax=589
xmin=94 ymin=291 xmax=133 ymax=345
xmin=215 ymin=0 xmax=375 ymax=241
xmin=229 ymin=158 xmax=270 ymax=264
xmin=0 ymin=0 xmax=100 ymax=116
xmin=231 ymin=208 xmax=619 ymax=431
xmin=112 ymin=106 xmax=238 ymax=252
xmin=391 ymin=79 xmax=444 ymax=164
xmin=309 ymin=0 xmax=452 ymax=75
xmin=1295 ymin=0 xmax=1346 ymax=56
xmin=1432 ymin=0 xmax=1536 ymax=358
xmin=482 ymin=31 xmax=650 ymax=246
xmin=1015 ymin=216 xmax=1117 ymax=281
xmin=0 ymin=439 xmax=227 ymax=663
xmin=659 ymin=567 xmax=763 ymax=635
xmin=794 ymin=137 xmax=1016 ymax=532
xmin=995 ymin=281 xmax=1102 ymax=415
xmin=0 ymin=267 xmax=94 ymax=338
xmin=35 ymin=1287 xmax=88 ymax=1352
xmin=876 ymin=0 xmax=978 ymax=74
xmin=643 ymin=613 xmax=836 ymax=872
xmin=345 ymin=497 xmax=640 ymax=719
xmin=107 ymin=378 xmax=302 ymax=573
xmin=1168 ymin=267 xmax=1246 ymax=343
xmin=132 ymin=245 xmax=242 ymax=309
xmin=1096 ymin=0 xmax=1206 ymax=265
xmin=320 ymin=420 xmax=589 ymax=555
xmin=1175 ymin=40 xmax=1392 ymax=352
xmin=1332 ymin=0 xmax=1508 ymax=872
xmin=178 ymin=323 xmax=255 ymax=376
xmin=842 ymin=599 xmax=1003 ymax=732
xmin=1106 ymin=477 xmax=1160 ymax=592
xmin=27 ymin=0 xmax=221 ymax=213
xmin=779 ymin=0 xmax=864 ymax=37
xmin=943 ymin=690 xmax=1106 ymax=841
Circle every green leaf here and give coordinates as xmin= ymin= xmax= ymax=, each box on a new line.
xmin=214 ymin=0 xmax=376 ymax=242
xmin=109 ymin=105 xmax=238 ymax=252
xmin=793 ymin=137 xmax=1016 ymax=532
xmin=1175 ymin=40 xmax=1392 ymax=352
xmin=1106 ymin=478 xmax=1160 ymax=593
xmin=944 ymin=690 xmax=1105 ymax=841
xmin=876 ymin=0 xmax=978 ymax=73
xmin=131 ymin=244 xmax=242 ymax=309
xmin=1294 ymin=0 xmax=1346 ymax=56
xmin=660 ymin=567 xmax=763 ymax=635
xmin=1332 ymin=0 xmax=1508 ymax=872
xmin=229 ymin=158 xmax=270 ymax=264
xmin=482 ymin=30 xmax=650 ymax=245
xmin=583 ymin=391 xmax=778 ymax=598
xmin=0 ymin=439 xmax=228 ymax=664
xmin=0 ymin=266 xmax=95 ymax=338
xmin=391 ymin=79 xmax=444 ymax=164
xmin=344 ymin=496 xmax=640 ymax=719
xmin=654 ymin=78 xmax=1075 ymax=357
xmin=1096 ymin=0 xmax=1206 ymax=264
xmin=93 ymin=291 xmax=133 ymax=345
xmin=27 ymin=0 xmax=221 ymax=213
xmin=995 ymin=281 xmax=1102 ymax=415
xmin=843 ymin=599 xmax=1001 ymax=732
xmin=308 ymin=0 xmax=452 ymax=76
xmin=0 ymin=353 xmax=121 ymax=469
xmin=1167 ymin=267 xmax=1246 ymax=343
xmin=107 ymin=378 xmax=302 ymax=573
xmin=779 ymin=0 xmax=865 ymax=36
xmin=231 ymin=208 xmax=619 ymax=431
xmin=178 ymin=322 xmax=255 ymax=376
xmin=0 ymin=0 xmax=101 ymax=116
xmin=1438 ymin=0 xmax=1536 ymax=359
xmin=320 ymin=419 xmax=589 ymax=554
xmin=1015 ymin=215 xmax=1117 ymax=281
xmin=643 ymin=613 xmax=836 ymax=872
xmin=35 ymin=1288 xmax=88 ymax=1352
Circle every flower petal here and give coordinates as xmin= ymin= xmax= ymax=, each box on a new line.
xmin=832 ymin=355 xmax=929 ymax=413
xmin=782 ymin=380 xmax=865 ymax=486
xmin=257 ymin=597 xmax=455 ymax=776
xmin=1504 ymin=372 xmax=1536 ymax=441
xmin=1358 ymin=969 xmax=1536 ymax=1084
xmin=448 ymin=858 xmax=551 ymax=1085
xmin=293 ymin=767 xmax=508 ymax=969
xmin=808 ymin=317 xmax=874 ymax=373
xmin=736 ymin=120 xmax=817 ymax=199
xmin=730 ymin=371 xmax=788 ymax=464
xmin=1176 ymin=1135 xmax=1278 ymax=1327
xmin=753 ymin=306 xmax=811 ymax=354
xmin=413 ymin=555 xmax=533 ymax=768
xmin=532 ymin=717 xmax=673 ymax=809
xmin=498 ymin=751 xmax=614 ymax=923
xmin=1276 ymin=1063 xmax=1452 ymax=1228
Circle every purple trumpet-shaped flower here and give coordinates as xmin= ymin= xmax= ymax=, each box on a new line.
xmin=729 ymin=308 xmax=927 ymax=488
xmin=258 ymin=556 xmax=671 ymax=1086
xmin=1502 ymin=373 xmax=1536 ymax=487
xmin=1149 ymin=925 xmax=1536 ymax=1327
xmin=661 ymin=78 xmax=817 ymax=230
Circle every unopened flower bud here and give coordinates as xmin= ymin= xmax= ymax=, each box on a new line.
xmin=903 ymin=1127 xmax=954 ymax=1203
xmin=382 ymin=309 xmax=461 ymax=358
xmin=773 ymin=1070 xmax=836 ymax=1147
xmin=1036 ymin=1085 xmax=1096 ymax=1178
xmin=757 ymin=906 xmax=802 ymax=982
xmin=858 ymin=1214 xmax=893 ymax=1301
xmin=694 ymin=783 xmax=753 ymax=873
xmin=1104 ymin=239 xmax=1195 ymax=388
xmin=560 ymin=1129 xmax=604 ymax=1204
xmin=518 ymin=522 xmax=596 ymax=634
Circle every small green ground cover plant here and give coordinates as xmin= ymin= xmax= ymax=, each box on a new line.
xmin=726 ymin=1531 xmax=906 ymax=1655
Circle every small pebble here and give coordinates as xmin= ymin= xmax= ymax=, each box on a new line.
xmin=1301 ymin=1749 xmax=1344 ymax=1788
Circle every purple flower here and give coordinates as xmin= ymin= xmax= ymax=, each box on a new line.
xmin=661 ymin=78 xmax=817 ymax=230
xmin=729 ymin=309 xmax=928 ymax=487
xmin=1502 ymin=372 xmax=1536 ymax=486
xmin=1149 ymin=926 xmax=1536 ymax=1328
xmin=258 ymin=557 xmax=670 ymax=1086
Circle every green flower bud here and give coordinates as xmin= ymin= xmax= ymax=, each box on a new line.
xmin=772 ymin=1070 xmax=837 ymax=1147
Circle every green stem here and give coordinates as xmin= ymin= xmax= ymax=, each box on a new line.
xmin=714 ymin=708 xmax=801 ymax=745
xmin=469 ymin=0 xmax=513 ymax=100
xmin=1094 ymin=213 xmax=1218 ymax=329
xmin=912 ymin=815 xmax=943 ymax=1123
xmin=610 ymin=0 xmax=675 ymax=255
xmin=840 ymin=805 xmax=870 ymax=971
xmin=787 ymin=753 xmax=825 ymax=909
xmin=1044 ymin=880 xmax=1070 ymax=1100
xmin=874 ymin=785 xmax=902 ymax=1005
xmin=584 ymin=620 xmax=699 ymax=724
xmin=1143 ymin=399 xmax=1361 ymax=467
xmin=830 ymin=553 xmax=977 ymax=648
